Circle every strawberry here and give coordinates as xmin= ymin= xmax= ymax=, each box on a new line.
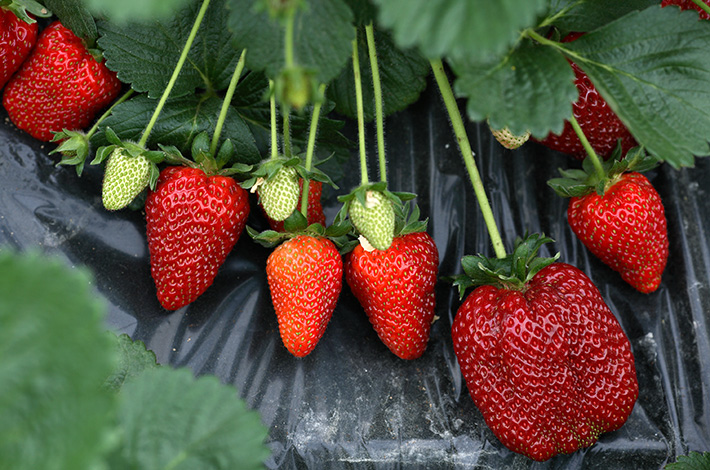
xmin=145 ymin=166 xmax=250 ymax=310
xmin=264 ymin=178 xmax=326 ymax=232
xmin=662 ymin=0 xmax=710 ymax=19
xmin=345 ymin=230 xmax=439 ymax=360
xmin=533 ymin=33 xmax=636 ymax=160
xmin=266 ymin=235 xmax=343 ymax=357
xmin=488 ymin=123 xmax=530 ymax=150
xmin=101 ymin=147 xmax=151 ymax=211
xmin=2 ymin=21 xmax=122 ymax=142
xmin=0 ymin=6 xmax=38 ymax=90
xmin=549 ymin=147 xmax=668 ymax=293
xmin=451 ymin=235 xmax=638 ymax=461
xmin=347 ymin=189 xmax=395 ymax=251
xmin=258 ymin=165 xmax=300 ymax=222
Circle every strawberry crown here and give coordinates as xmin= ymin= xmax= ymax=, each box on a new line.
xmin=335 ymin=181 xmax=423 ymax=230
xmin=548 ymin=144 xmax=660 ymax=198
xmin=451 ymin=233 xmax=560 ymax=298
xmin=241 ymin=154 xmax=337 ymax=193
xmin=1 ymin=0 xmax=51 ymax=23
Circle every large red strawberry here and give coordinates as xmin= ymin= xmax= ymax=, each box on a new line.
xmin=534 ymin=33 xmax=636 ymax=160
xmin=346 ymin=230 xmax=439 ymax=360
xmin=2 ymin=21 xmax=121 ymax=141
xmin=266 ymin=235 xmax=343 ymax=357
xmin=0 ymin=6 xmax=38 ymax=89
xmin=145 ymin=166 xmax=250 ymax=310
xmin=451 ymin=235 xmax=638 ymax=461
xmin=264 ymin=179 xmax=326 ymax=232
xmin=549 ymin=148 xmax=668 ymax=293
xmin=662 ymin=0 xmax=710 ymax=19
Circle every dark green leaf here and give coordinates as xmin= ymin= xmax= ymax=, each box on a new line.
xmin=547 ymin=177 xmax=593 ymax=198
xmin=228 ymin=0 xmax=355 ymax=84
xmin=560 ymin=7 xmax=710 ymax=168
xmin=665 ymin=451 xmax=710 ymax=470
xmin=0 ymin=251 xmax=115 ymax=470
xmin=109 ymin=367 xmax=270 ymax=469
xmin=104 ymin=334 xmax=159 ymax=393
xmin=372 ymin=0 xmax=547 ymax=62
xmin=327 ymin=27 xmax=429 ymax=121
xmin=451 ymin=38 xmax=578 ymax=137
xmin=82 ymin=0 xmax=192 ymax=23
xmin=97 ymin=0 xmax=240 ymax=99
xmin=283 ymin=209 xmax=308 ymax=232
xmin=547 ymin=0 xmax=660 ymax=32
xmin=342 ymin=0 xmax=378 ymax=25
xmin=42 ymin=0 xmax=97 ymax=44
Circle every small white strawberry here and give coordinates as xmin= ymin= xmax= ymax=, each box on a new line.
xmin=258 ymin=166 xmax=300 ymax=221
xmin=489 ymin=123 xmax=531 ymax=150
xmin=349 ymin=190 xmax=395 ymax=251
xmin=102 ymin=147 xmax=151 ymax=211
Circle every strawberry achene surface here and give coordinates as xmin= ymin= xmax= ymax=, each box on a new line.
xmin=452 ymin=262 xmax=638 ymax=461
xmin=662 ymin=0 xmax=710 ymax=20
xmin=0 ymin=9 xmax=37 ymax=89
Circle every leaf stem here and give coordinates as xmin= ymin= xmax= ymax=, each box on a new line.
xmin=365 ymin=22 xmax=386 ymax=183
xmin=85 ymin=88 xmax=134 ymax=139
xmin=210 ymin=49 xmax=246 ymax=156
xmin=300 ymin=84 xmax=327 ymax=216
xmin=269 ymin=80 xmax=278 ymax=159
xmin=568 ymin=113 xmax=606 ymax=180
xmin=430 ymin=58 xmax=506 ymax=259
xmin=138 ymin=0 xmax=211 ymax=148
xmin=353 ymin=36 xmax=368 ymax=186
xmin=691 ymin=0 xmax=710 ymax=17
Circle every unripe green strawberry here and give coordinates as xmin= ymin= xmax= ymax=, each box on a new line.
xmin=349 ymin=190 xmax=395 ymax=251
xmin=101 ymin=148 xmax=151 ymax=211
xmin=489 ymin=125 xmax=530 ymax=150
xmin=259 ymin=166 xmax=300 ymax=222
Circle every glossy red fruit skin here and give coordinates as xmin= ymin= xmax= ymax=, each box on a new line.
xmin=345 ymin=231 xmax=439 ymax=360
xmin=662 ymin=0 xmax=710 ymax=20
xmin=452 ymin=263 xmax=638 ymax=461
xmin=145 ymin=166 xmax=250 ymax=310
xmin=265 ymin=179 xmax=326 ymax=232
xmin=534 ymin=33 xmax=636 ymax=160
xmin=568 ymin=172 xmax=668 ymax=293
xmin=2 ymin=21 xmax=122 ymax=141
xmin=0 ymin=9 xmax=38 ymax=89
xmin=266 ymin=235 xmax=343 ymax=357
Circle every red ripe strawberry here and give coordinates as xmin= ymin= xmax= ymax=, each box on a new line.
xmin=266 ymin=235 xmax=343 ymax=357
xmin=662 ymin=0 xmax=710 ymax=20
xmin=0 ymin=8 xmax=37 ymax=89
xmin=534 ymin=33 xmax=636 ymax=160
xmin=345 ymin=231 xmax=439 ymax=360
xmin=145 ymin=166 xmax=250 ymax=310
xmin=2 ymin=21 xmax=122 ymax=141
xmin=568 ymin=172 xmax=668 ymax=293
xmin=264 ymin=179 xmax=326 ymax=232
xmin=451 ymin=236 xmax=638 ymax=461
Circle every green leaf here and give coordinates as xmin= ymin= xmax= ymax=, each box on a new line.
xmin=228 ymin=0 xmax=355 ymax=84
xmin=42 ymin=0 xmax=97 ymax=44
xmin=547 ymin=0 xmax=660 ymax=32
xmin=560 ymin=6 xmax=710 ymax=168
xmin=0 ymin=250 xmax=116 ymax=470
xmin=82 ymin=0 xmax=192 ymax=23
xmin=326 ymin=27 xmax=429 ymax=121
xmin=93 ymin=94 xmax=261 ymax=165
xmin=666 ymin=451 xmax=710 ymax=470
xmin=97 ymin=0 xmax=240 ymax=99
xmin=104 ymin=334 xmax=159 ymax=393
xmin=109 ymin=367 xmax=270 ymax=469
xmin=451 ymin=38 xmax=578 ymax=137
xmin=372 ymin=0 xmax=547 ymax=62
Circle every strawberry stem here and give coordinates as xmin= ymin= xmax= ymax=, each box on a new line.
xmin=568 ymin=113 xmax=606 ymax=181
xmin=210 ymin=49 xmax=246 ymax=157
xmin=691 ymin=0 xmax=710 ymax=16
xmin=138 ymin=0 xmax=211 ymax=149
xmin=284 ymin=4 xmax=296 ymax=69
xmin=85 ymin=88 xmax=134 ymax=140
xmin=300 ymin=83 xmax=327 ymax=217
xmin=283 ymin=104 xmax=292 ymax=157
xmin=269 ymin=80 xmax=278 ymax=159
xmin=365 ymin=22 xmax=386 ymax=183
xmin=430 ymin=59 xmax=507 ymax=259
xmin=352 ymin=35 xmax=369 ymax=186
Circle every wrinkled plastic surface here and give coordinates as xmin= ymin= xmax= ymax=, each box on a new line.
xmin=1 ymin=83 xmax=709 ymax=469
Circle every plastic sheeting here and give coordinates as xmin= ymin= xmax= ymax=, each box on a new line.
xmin=1 ymin=82 xmax=709 ymax=469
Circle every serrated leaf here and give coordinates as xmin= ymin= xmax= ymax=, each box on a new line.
xmin=0 ymin=251 xmax=115 ymax=470
xmin=451 ymin=38 xmax=578 ymax=137
xmin=83 ymin=0 xmax=192 ymax=23
xmin=228 ymin=0 xmax=355 ymax=84
xmin=665 ymin=451 xmax=710 ymax=470
xmin=560 ymin=6 xmax=710 ymax=168
xmin=104 ymin=334 xmax=159 ymax=393
xmin=93 ymin=94 xmax=261 ymax=165
xmin=372 ymin=0 xmax=547 ymax=62
xmin=548 ymin=0 xmax=659 ymax=32
xmin=326 ymin=27 xmax=429 ymax=121
xmin=109 ymin=367 xmax=270 ymax=469
xmin=97 ymin=0 xmax=239 ymax=99
xmin=42 ymin=0 xmax=97 ymax=44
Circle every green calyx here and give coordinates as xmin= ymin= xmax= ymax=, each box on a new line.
xmin=548 ymin=144 xmax=660 ymax=198
xmin=158 ymin=131 xmax=253 ymax=179
xmin=247 ymin=214 xmax=354 ymax=253
xmin=1 ymin=0 xmax=51 ymax=23
xmin=451 ymin=233 xmax=560 ymax=299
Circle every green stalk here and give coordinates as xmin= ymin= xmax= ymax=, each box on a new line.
xmin=568 ymin=113 xmax=606 ymax=181
xmin=284 ymin=5 xmax=296 ymax=68
xmin=210 ymin=49 xmax=247 ymax=156
xmin=269 ymin=80 xmax=278 ymax=159
xmin=138 ymin=0 xmax=211 ymax=148
xmin=353 ymin=36 xmax=368 ymax=185
xmin=300 ymin=83 xmax=327 ymax=217
xmin=430 ymin=59 xmax=506 ymax=259
xmin=365 ymin=22 xmax=386 ymax=183
xmin=691 ymin=0 xmax=710 ymax=17
xmin=85 ymin=89 xmax=134 ymax=139
xmin=282 ymin=104 xmax=292 ymax=157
